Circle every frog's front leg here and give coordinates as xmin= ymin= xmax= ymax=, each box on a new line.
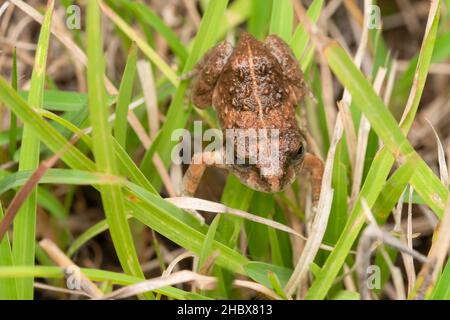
xmin=188 ymin=41 xmax=233 ymax=109
xmin=264 ymin=35 xmax=311 ymax=104
xmin=181 ymin=151 xmax=226 ymax=197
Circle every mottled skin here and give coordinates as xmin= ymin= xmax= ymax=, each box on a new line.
xmin=191 ymin=32 xmax=310 ymax=193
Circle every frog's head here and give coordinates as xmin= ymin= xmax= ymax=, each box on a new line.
xmin=229 ymin=127 xmax=306 ymax=193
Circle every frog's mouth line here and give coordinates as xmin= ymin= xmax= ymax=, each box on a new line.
xmin=230 ymin=162 xmax=297 ymax=193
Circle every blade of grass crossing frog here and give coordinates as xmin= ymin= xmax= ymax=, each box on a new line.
xmin=0 ymin=203 xmax=17 ymax=299
xmin=269 ymin=0 xmax=293 ymax=42
xmin=249 ymin=0 xmax=273 ymax=39
xmin=148 ymin=0 xmax=229 ymax=190
xmin=13 ymin=0 xmax=54 ymax=299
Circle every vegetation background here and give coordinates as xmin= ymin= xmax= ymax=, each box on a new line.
xmin=0 ymin=0 xmax=449 ymax=300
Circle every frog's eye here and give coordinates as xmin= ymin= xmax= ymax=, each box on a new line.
xmin=290 ymin=145 xmax=305 ymax=165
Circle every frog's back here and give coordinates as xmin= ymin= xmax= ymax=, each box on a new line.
xmin=212 ymin=33 xmax=295 ymax=131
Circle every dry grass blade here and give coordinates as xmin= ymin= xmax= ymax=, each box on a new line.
xmin=411 ymin=196 xmax=450 ymax=299
xmin=399 ymin=0 xmax=440 ymax=130
xmin=34 ymin=282 xmax=91 ymax=298
xmin=137 ymin=60 xmax=159 ymax=139
xmin=350 ymin=68 xmax=387 ymax=207
xmin=39 ymin=239 xmax=103 ymax=298
xmin=426 ymin=119 xmax=449 ymax=186
xmin=233 ymin=280 xmax=282 ymax=300
xmin=103 ymin=270 xmax=216 ymax=300
xmin=166 ymin=197 xmax=302 ymax=238
xmin=285 ymin=113 xmax=344 ymax=296
xmin=379 ymin=248 xmax=406 ymax=300
xmin=99 ymin=0 xmax=179 ymax=86
xmin=358 ymin=199 xmax=428 ymax=299
xmin=163 ymin=251 xmax=195 ymax=276
xmin=0 ymin=1 xmax=9 ymax=18
xmin=340 ymin=0 xmax=372 ymax=170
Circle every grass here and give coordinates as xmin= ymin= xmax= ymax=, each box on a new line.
xmin=12 ymin=0 xmax=54 ymax=299
xmin=0 ymin=0 xmax=449 ymax=300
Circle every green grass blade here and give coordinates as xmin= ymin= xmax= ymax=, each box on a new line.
xmin=290 ymin=0 xmax=324 ymax=61
xmin=100 ymin=1 xmax=179 ymax=87
xmin=269 ymin=0 xmax=293 ymax=41
xmin=216 ymin=0 xmax=251 ymax=41
xmin=37 ymin=187 xmax=68 ymax=220
xmin=114 ymin=43 xmax=137 ymax=148
xmin=37 ymin=108 xmax=157 ymax=194
xmin=66 ymin=219 xmax=110 ymax=257
xmin=0 ymin=169 xmax=123 ymax=196
xmin=431 ymin=258 xmax=450 ymax=299
xmin=324 ymin=43 xmax=446 ymax=215
xmin=19 ymin=90 xmax=114 ymax=112
xmin=0 ymin=203 xmax=17 ymax=299
xmin=86 ymin=0 xmax=149 ymax=298
xmin=124 ymin=1 xmax=188 ymax=64
xmin=13 ymin=0 xmax=54 ymax=299
xmin=249 ymin=0 xmax=273 ymax=39
xmin=0 ymin=79 xmax=94 ymax=171
xmin=198 ymin=214 xmax=221 ymax=270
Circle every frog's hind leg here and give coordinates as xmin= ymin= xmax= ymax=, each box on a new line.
xmin=264 ymin=35 xmax=311 ymax=105
xmin=189 ymin=41 xmax=233 ymax=109
xmin=182 ymin=151 xmax=226 ymax=197
xmin=302 ymin=152 xmax=324 ymax=212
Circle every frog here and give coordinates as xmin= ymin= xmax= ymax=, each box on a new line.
xmin=182 ymin=32 xmax=323 ymax=202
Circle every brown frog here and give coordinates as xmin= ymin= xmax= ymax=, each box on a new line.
xmin=184 ymin=32 xmax=322 ymax=197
